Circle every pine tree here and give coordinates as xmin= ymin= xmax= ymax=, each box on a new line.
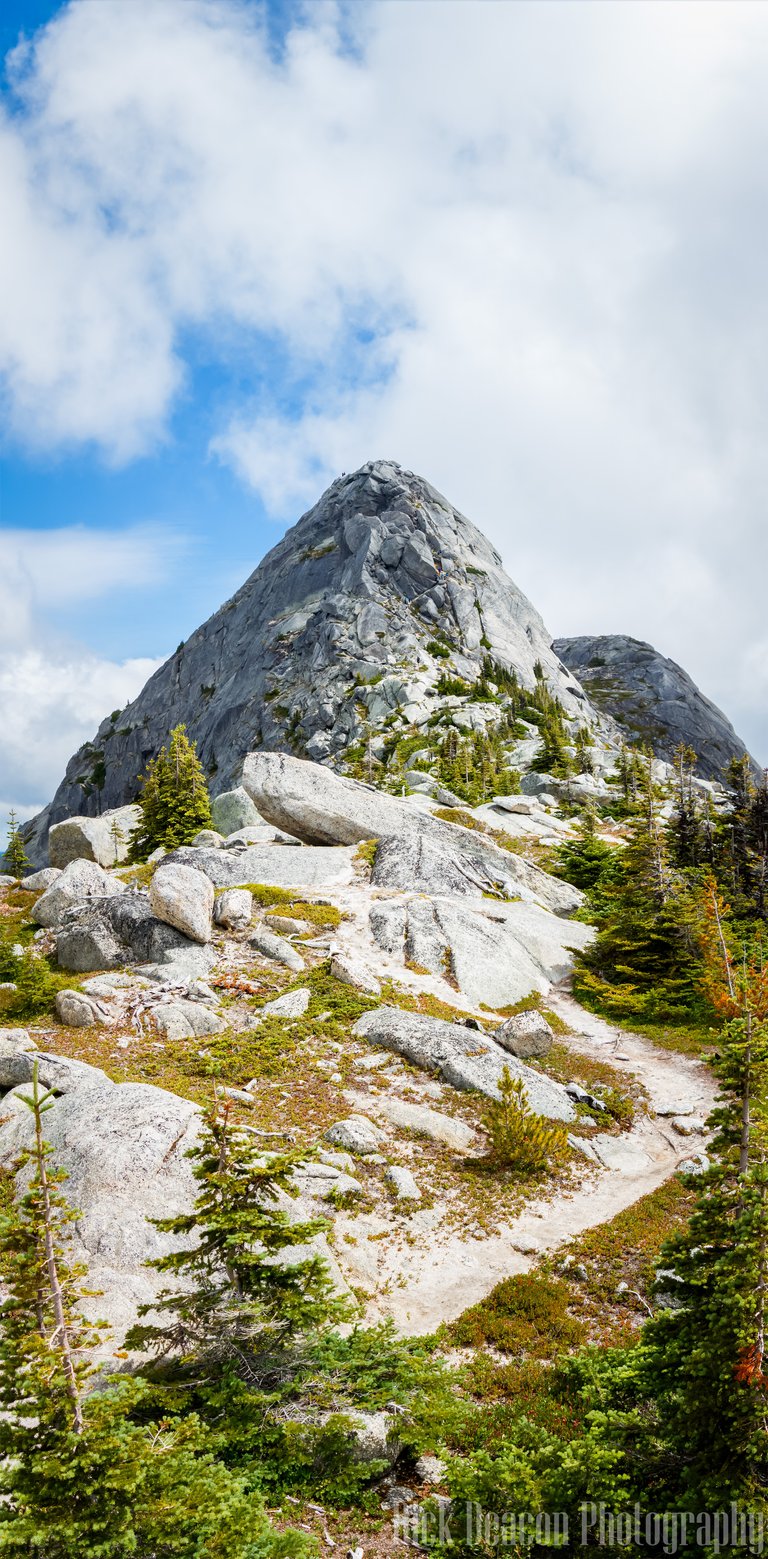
xmin=129 ymin=723 xmax=212 ymax=860
xmin=0 ymin=1067 xmax=309 ymax=1559
xmin=668 ymin=741 xmax=702 ymax=869
xmin=4 ymin=809 xmax=30 ymax=878
xmin=574 ymin=754 xmax=700 ymax=1021
xmin=127 ymin=1103 xmax=351 ymax=1377
xmin=635 ymin=885 xmax=768 ymax=1507
xmin=554 ymin=806 xmax=616 ymax=894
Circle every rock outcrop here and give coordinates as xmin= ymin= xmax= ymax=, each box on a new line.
xmin=24 ymin=461 xmax=598 ymax=863
xmin=554 ymin=634 xmax=756 ymax=781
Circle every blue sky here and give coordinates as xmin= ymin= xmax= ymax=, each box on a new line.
xmin=2 ymin=0 xmax=767 ymax=826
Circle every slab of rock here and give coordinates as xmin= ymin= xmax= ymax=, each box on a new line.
xmin=385 ymin=1164 xmax=422 ymax=1201
xmin=151 ymin=1000 xmax=226 ymax=1040
xmin=0 ymin=1059 xmax=200 ymax=1346
xmin=368 ymin=895 xmax=592 ymax=1008
xmin=249 ymin=926 xmax=305 ymax=972
xmin=32 ymin=858 xmax=126 ymax=929
xmin=330 ymin=951 xmax=381 ymax=996
xmin=213 ymin=887 xmax=253 ymax=930
xmin=18 ymin=866 xmax=62 ymax=892
xmin=48 ymin=805 xmax=141 ymax=869
xmin=149 ymin=863 xmax=214 ymax=945
xmin=325 ymin=1115 xmax=385 ymax=1155
xmin=80 ymin=972 xmax=151 ymax=998
xmin=165 ymin=843 xmax=356 ymax=890
xmin=494 ymin=1009 xmax=555 ymax=1059
xmin=55 ymin=989 xmax=112 ymax=1028
xmin=352 ymin=1006 xmax=575 ymax=1121
xmin=211 ymin=786 xmax=265 ymax=835
xmin=242 ymin=753 xmax=582 ymax=917
xmin=55 ymin=893 xmax=200 ymax=973
xmin=357 ymin=1093 xmax=475 ymax=1151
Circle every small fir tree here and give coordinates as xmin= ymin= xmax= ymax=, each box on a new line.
xmin=483 ymin=1067 xmax=568 ymax=1174
xmin=129 ymin=723 xmax=212 ymax=860
xmin=128 ymin=1102 xmax=351 ymax=1376
xmin=4 ymin=809 xmax=30 ymax=878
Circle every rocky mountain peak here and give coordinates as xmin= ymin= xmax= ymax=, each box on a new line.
xmin=27 ymin=462 xmax=596 ymax=857
xmin=554 ymin=633 xmax=757 ymax=781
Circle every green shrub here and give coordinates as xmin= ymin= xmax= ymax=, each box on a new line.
xmin=483 ymin=1068 xmax=569 ymax=1174
xmin=448 ymin=1273 xmax=586 ymax=1357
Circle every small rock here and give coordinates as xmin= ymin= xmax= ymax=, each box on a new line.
xmin=213 ymin=888 xmax=253 ymax=930
xmin=325 ymin=1116 xmax=384 ymax=1155
xmin=149 ymin=863 xmax=214 ymax=945
xmin=264 ymin=914 xmax=311 ymax=936
xmin=18 ymin=867 xmax=62 ymax=892
xmin=249 ymin=927 xmax=305 ymax=972
xmin=330 ymin=951 xmax=381 ymax=996
xmin=494 ymin=1009 xmax=554 ymax=1059
xmin=671 ymin=1115 xmax=706 ymax=1136
xmin=250 ymin=987 xmax=311 ymax=1022
xmin=385 ymin=1164 xmax=422 ymax=1201
xmin=223 ymin=1087 xmax=256 ymax=1106
xmin=317 ymin=1148 xmax=356 ymax=1171
xmin=211 ymin=786 xmax=264 ymax=835
xmin=55 ymin=989 xmax=111 ymax=1028
xmin=151 ymin=1001 xmax=226 ymax=1041
xmin=414 ymin=1453 xmax=446 ymax=1485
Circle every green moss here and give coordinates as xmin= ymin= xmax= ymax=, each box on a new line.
xmin=353 ymin=839 xmax=378 ymax=872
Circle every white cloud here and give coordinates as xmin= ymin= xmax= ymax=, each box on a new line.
xmin=0 ymin=523 xmax=178 ymax=817
xmin=0 ymin=647 xmax=162 ymax=822
xmin=1 ymin=0 xmax=767 ymax=760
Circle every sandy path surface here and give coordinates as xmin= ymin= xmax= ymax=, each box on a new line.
xmin=334 ymin=989 xmax=716 ymax=1333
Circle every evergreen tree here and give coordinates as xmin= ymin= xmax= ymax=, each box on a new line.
xmin=717 ymin=756 xmax=768 ymax=924
xmin=634 ymin=884 xmax=768 ymax=1507
xmin=0 ymin=1068 xmax=301 ymax=1559
xmin=4 ymin=809 xmax=30 ymax=878
xmin=129 ymin=723 xmax=212 ymax=860
xmin=128 ymin=1103 xmax=351 ymax=1376
xmin=668 ymin=742 xmax=702 ymax=869
xmin=574 ymin=755 xmax=700 ymax=1021
xmin=554 ymin=806 xmax=616 ymax=894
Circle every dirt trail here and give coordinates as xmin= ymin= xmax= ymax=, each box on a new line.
xmin=335 ymin=990 xmax=717 ymax=1334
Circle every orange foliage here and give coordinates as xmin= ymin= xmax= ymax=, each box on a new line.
xmin=695 ymin=874 xmax=768 ymax=1022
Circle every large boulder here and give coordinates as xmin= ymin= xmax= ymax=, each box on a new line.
xmin=55 ymin=893 xmax=203 ymax=973
xmin=352 ymin=1006 xmax=575 ymax=1121
xmin=210 ymin=786 xmax=265 ymax=836
xmin=31 ymin=858 xmax=125 ymax=929
xmin=494 ymin=1009 xmax=555 ymax=1059
xmin=368 ymin=896 xmax=592 ymax=1008
xmin=164 ymin=843 xmax=356 ymax=890
xmin=0 ymin=1036 xmax=200 ymax=1348
xmin=242 ymin=753 xmax=581 ymax=917
xmin=48 ymin=805 xmax=141 ymax=869
xmin=149 ymin=863 xmax=214 ymax=945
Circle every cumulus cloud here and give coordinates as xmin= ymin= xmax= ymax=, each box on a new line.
xmin=0 ymin=524 xmax=179 ymax=818
xmin=1 ymin=0 xmax=767 ymax=759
